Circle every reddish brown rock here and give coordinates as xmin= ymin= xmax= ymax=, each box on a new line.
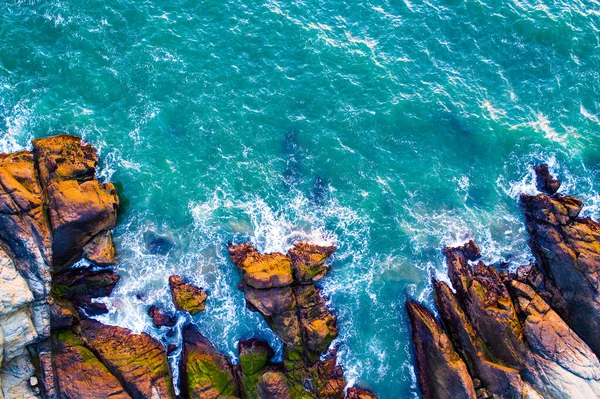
xmin=83 ymin=230 xmax=116 ymax=266
xmin=521 ymin=192 xmax=600 ymax=356
xmin=32 ymin=135 xmax=119 ymax=271
xmin=533 ymin=164 xmax=560 ymax=195
xmin=169 ymin=275 xmax=207 ymax=315
xmin=180 ymin=324 xmax=240 ymax=399
xmin=78 ymin=319 xmax=176 ymax=399
xmin=53 ymin=330 xmax=131 ymax=399
xmin=52 ymin=268 xmax=119 ymax=316
xmin=445 ymin=246 xmax=526 ymax=369
xmin=406 ymin=301 xmax=476 ymax=399
xmin=256 ymin=371 xmax=291 ymax=399
xmin=148 ymin=305 xmax=177 ymax=328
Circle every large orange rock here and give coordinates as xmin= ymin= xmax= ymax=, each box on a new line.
xmin=52 ymin=330 xmax=131 ymax=399
xmin=32 ymin=135 xmax=119 ymax=271
xmin=228 ymin=243 xmax=293 ymax=289
xmin=78 ymin=319 xmax=176 ymax=399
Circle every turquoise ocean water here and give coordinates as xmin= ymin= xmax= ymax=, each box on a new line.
xmin=2 ymin=1 xmax=600 ymax=397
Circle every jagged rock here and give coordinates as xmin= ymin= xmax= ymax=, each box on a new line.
xmin=33 ymin=135 xmax=119 ymax=271
xmin=0 ymin=246 xmax=34 ymax=316
xmin=521 ymin=192 xmax=600 ymax=356
xmin=229 ymin=243 xmax=344 ymax=398
xmin=53 ymin=330 xmax=131 ymax=399
xmin=287 ymin=243 xmax=335 ymax=283
xmin=510 ymin=280 xmax=600 ymax=398
xmin=533 ymin=164 xmax=560 ymax=195
xmin=346 ymin=387 xmax=378 ymax=399
xmin=83 ymin=231 xmax=116 ymax=266
xmin=228 ymin=243 xmax=293 ymax=289
xmin=1 ymin=307 xmax=38 ymax=363
xmin=0 ymin=151 xmax=52 ymax=300
xmin=169 ymin=275 xmax=207 ymax=315
xmin=148 ymin=305 xmax=177 ymax=328
xmin=445 ymin=246 xmax=526 ymax=369
xmin=180 ymin=324 xmax=240 ymax=399
xmin=34 ymin=339 xmax=58 ymax=399
xmin=406 ymin=301 xmax=476 ymax=399
xmin=77 ymin=319 xmax=175 ymax=399
xmin=433 ymin=279 xmax=539 ymax=399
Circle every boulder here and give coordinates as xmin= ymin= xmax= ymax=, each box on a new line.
xmin=237 ymin=339 xmax=275 ymax=399
xmin=346 ymin=387 xmax=378 ymax=399
xmin=521 ymin=192 xmax=600 ymax=356
xmin=52 ymin=330 xmax=131 ymax=399
xmin=32 ymin=135 xmax=119 ymax=271
xmin=533 ymin=164 xmax=560 ymax=195
xmin=256 ymin=371 xmax=291 ymax=399
xmin=180 ymin=324 xmax=240 ymax=399
xmin=169 ymin=275 xmax=207 ymax=315
xmin=77 ymin=319 xmax=175 ymax=399
xmin=406 ymin=301 xmax=476 ymax=399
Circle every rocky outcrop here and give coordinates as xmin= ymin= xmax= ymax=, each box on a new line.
xmin=77 ymin=319 xmax=175 ymax=399
xmin=148 ymin=305 xmax=177 ymax=328
xmin=228 ymin=242 xmax=365 ymax=399
xmin=406 ymin=301 xmax=476 ymax=399
xmin=521 ymin=190 xmax=600 ymax=357
xmin=169 ymin=275 xmax=207 ymax=315
xmin=32 ymin=135 xmax=119 ymax=271
xmin=408 ymin=166 xmax=600 ymax=399
xmin=180 ymin=324 xmax=240 ymax=399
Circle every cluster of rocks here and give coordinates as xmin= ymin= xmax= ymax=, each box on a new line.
xmin=408 ymin=165 xmax=600 ymax=399
xmin=0 ymin=135 xmax=375 ymax=399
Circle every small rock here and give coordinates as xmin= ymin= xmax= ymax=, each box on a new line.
xmin=533 ymin=164 xmax=561 ymax=195
xmin=169 ymin=275 xmax=207 ymax=315
xmin=148 ymin=305 xmax=177 ymax=328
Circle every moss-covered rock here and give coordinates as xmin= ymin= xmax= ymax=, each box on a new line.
xmin=169 ymin=275 xmax=207 ymax=315
xmin=77 ymin=319 xmax=175 ymax=399
xmin=52 ymin=330 xmax=131 ymax=399
xmin=180 ymin=324 xmax=240 ymax=399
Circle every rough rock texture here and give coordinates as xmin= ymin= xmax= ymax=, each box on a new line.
xmin=237 ymin=338 xmax=275 ymax=399
xmin=346 ymin=387 xmax=378 ymax=399
xmin=78 ymin=319 xmax=175 ymax=399
xmin=228 ymin=242 xmax=364 ymax=399
xmin=52 ymin=330 xmax=131 ymax=399
xmin=82 ymin=230 xmax=116 ymax=266
xmin=533 ymin=164 xmax=561 ymax=195
xmin=169 ymin=275 xmax=207 ymax=315
xmin=406 ymin=301 xmax=476 ymax=399
xmin=148 ymin=305 xmax=177 ymax=328
xmin=180 ymin=324 xmax=240 ymax=399
xmin=32 ymin=135 xmax=119 ymax=271
xmin=521 ymin=190 xmax=600 ymax=357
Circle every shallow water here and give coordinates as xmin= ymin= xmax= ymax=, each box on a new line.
xmin=2 ymin=0 xmax=600 ymax=397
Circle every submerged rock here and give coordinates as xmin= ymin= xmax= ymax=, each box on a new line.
xmin=143 ymin=230 xmax=175 ymax=256
xmin=169 ymin=275 xmax=207 ymax=315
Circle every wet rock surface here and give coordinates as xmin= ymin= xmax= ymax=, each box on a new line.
xmin=408 ymin=166 xmax=600 ymax=399
xmin=169 ymin=275 xmax=207 ymax=315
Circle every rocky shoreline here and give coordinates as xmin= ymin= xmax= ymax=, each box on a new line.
xmin=408 ymin=166 xmax=600 ymax=398
xmin=0 ymin=135 xmax=375 ymax=398
xmin=3 ymin=135 xmax=600 ymax=399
